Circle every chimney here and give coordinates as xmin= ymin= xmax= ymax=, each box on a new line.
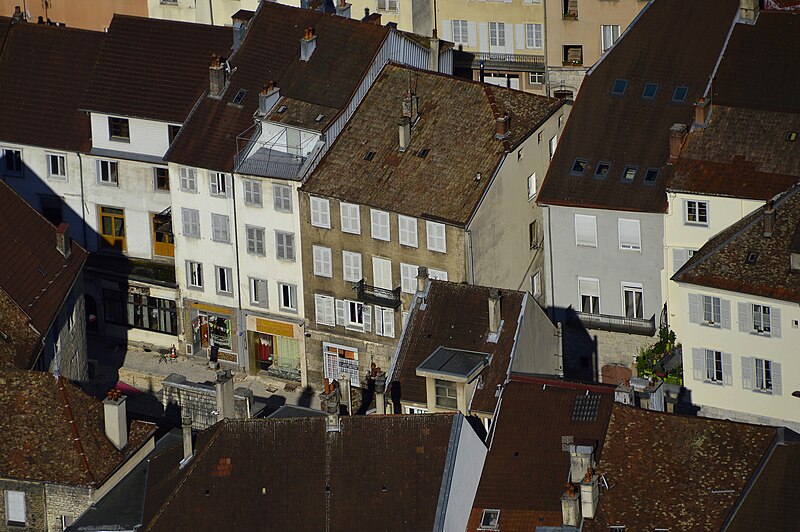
xmin=739 ymin=0 xmax=758 ymax=24
xmin=416 ymin=266 xmax=429 ymax=293
xmin=258 ymin=81 xmax=280 ymax=116
xmin=568 ymin=444 xmax=595 ymax=483
xmin=668 ymin=123 xmax=687 ymax=165
xmin=488 ymin=288 xmax=502 ymax=334
xmin=398 ymin=116 xmax=411 ymax=152
xmin=324 ymin=381 xmax=341 ymax=432
xmin=300 ymin=27 xmax=317 ymax=62
xmin=208 ymin=54 xmax=225 ymax=98
xmin=335 ymin=0 xmax=351 ymax=18
xmin=429 ymin=30 xmax=440 ymax=73
xmin=231 ymin=12 xmax=252 ymax=51
xmin=561 ymin=484 xmax=582 ymax=527
xmin=495 ymin=114 xmax=510 ymax=140
xmin=103 ymin=391 xmax=128 ymax=450
xmin=374 ymin=370 xmax=387 ymax=414
xmin=580 ymin=467 xmax=600 ymax=519
xmin=693 ymin=97 xmax=711 ymax=129
xmin=763 ymin=200 xmax=776 ymax=238
xmin=182 ymin=413 xmax=193 ymax=462
xmin=215 ymin=369 xmax=235 ymax=422
xmin=339 ymin=372 xmax=352 ymax=415
xmin=55 ymin=223 xmax=71 ymax=258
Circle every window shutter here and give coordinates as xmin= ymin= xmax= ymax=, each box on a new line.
xmin=180 ymin=167 xmax=189 ymax=190
xmin=772 ymin=362 xmax=782 ymax=395
xmin=741 ymin=356 xmax=753 ymax=389
xmin=722 ymin=352 xmax=733 ymax=386
xmin=383 ymin=308 xmax=395 ymax=338
xmin=672 ymin=248 xmax=687 ymax=273
xmin=440 ymin=20 xmax=452 ymax=41
xmin=6 ymin=491 xmax=25 ymax=524
xmin=688 ymin=293 xmax=700 ymax=324
xmin=504 ymin=23 xmax=513 ymax=53
xmin=257 ymin=280 xmax=268 ymax=304
xmin=315 ymin=295 xmax=327 ymax=325
xmin=363 ymin=304 xmax=372 ymax=332
xmin=335 ymin=299 xmax=346 ymax=326
xmin=692 ymin=347 xmax=704 ymax=381
xmin=182 ymin=209 xmax=191 ymax=235
xmin=738 ymin=302 xmax=750 ymax=332
xmin=578 ymin=278 xmax=599 ymax=298
xmin=467 ymin=22 xmax=477 ymax=48
xmin=575 ymin=215 xmax=597 ymax=247
xmin=618 ymin=219 xmax=640 ymax=250
xmin=479 ymin=22 xmax=489 ymax=52
xmin=771 ymin=307 xmax=781 ymax=338
xmin=225 ymin=174 xmax=232 ymax=197
xmin=515 ymin=24 xmax=525 ymax=50
xmin=720 ymin=299 xmax=731 ymax=329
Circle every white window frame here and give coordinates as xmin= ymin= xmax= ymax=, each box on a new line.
xmin=622 ymin=282 xmax=644 ymax=319
xmin=340 ymin=202 xmax=361 ymax=234
xmin=575 ymin=214 xmax=598 ymax=247
xmin=578 ymin=277 xmax=600 ymax=314
xmin=5 ymin=490 xmax=26 ymax=526
xmin=428 ymin=268 xmax=448 ymax=281
xmin=398 ymin=215 xmax=418 ymax=247
xmin=685 ymin=200 xmax=709 ymax=226
xmin=529 ymin=72 xmax=545 ymax=85
xmin=313 ymin=245 xmax=333 ymax=278
xmin=525 ymin=23 xmax=543 ymax=49
xmin=479 ymin=508 xmax=500 ymax=530
xmin=531 ymin=270 xmax=541 ymax=297
xmin=211 ymin=213 xmax=230 ymax=243
xmin=96 ymin=159 xmax=119 ymax=186
xmin=346 ymin=299 xmax=365 ymax=330
xmin=47 ymin=152 xmax=67 ymax=180
xmin=370 ymin=209 xmax=390 ymax=241
xmin=435 ymin=378 xmax=458 ymax=409
xmin=752 ymin=304 xmax=771 ymax=334
xmin=179 ymin=166 xmax=197 ymax=193
xmin=275 ymin=231 xmax=295 ymax=261
xmin=527 ymin=173 xmax=537 ymax=200
xmin=377 ymin=0 xmax=398 ymax=12
xmin=342 ymin=251 xmax=363 ymax=283
xmin=426 ymin=221 xmax=447 ymax=253
xmin=452 ymin=20 xmax=469 ymax=45
xmin=186 ymin=260 xmax=203 ymax=289
xmin=278 ymin=283 xmax=298 ymax=312
xmin=400 ymin=263 xmax=419 ymax=294
xmin=243 ymin=179 xmax=262 ymax=206
xmin=209 ymin=172 xmax=229 ymax=197
xmin=2 ymin=147 xmax=23 ymax=176
xmin=705 ymin=349 xmax=723 ymax=383
xmin=549 ymin=135 xmax=558 ymax=160
xmin=601 ymin=24 xmax=620 ymax=53
xmin=374 ymin=305 xmax=395 ymax=338
xmin=618 ymin=218 xmax=641 ymax=251
xmin=310 ymin=197 xmax=331 ymax=229
xmin=755 ymin=358 xmax=773 ymax=392
xmin=703 ymin=295 xmax=721 ymax=325
xmin=250 ymin=278 xmax=268 ymax=307
xmin=315 ymin=294 xmax=335 ymax=326
xmin=245 ymin=225 xmax=266 ymax=256
xmin=489 ymin=22 xmax=506 ymax=48
xmin=273 ymin=183 xmax=292 ymax=212
xmin=181 ymin=208 xmax=201 ymax=238
xmin=215 ymin=266 xmax=233 ymax=295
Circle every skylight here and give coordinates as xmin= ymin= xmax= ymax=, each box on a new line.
xmin=787 ymin=132 xmax=797 ymax=142
xmin=746 ymin=252 xmax=759 ymax=264
xmin=611 ymin=79 xmax=628 ymax=95
xmin=232 ymin=89 xmax=247 ymax=105
xmin=314 ymin=114 xmax=326 ymax=123
xmin=276 ymin=105 xmax=287 ymax=114
xmin=642 ymin=83 xmax=659 ymax=99
xmin=363 ymin=151 xmax=376 ymax=161
xmin=672 ymin=86 xmax=688 ymax=103
xmin=572 ymin=394 xmax=601 ymax=422
xmin=643 ymin=168 xmax=660 ymax=184
xmin=571 ymin=158 xmax=589 ymax=175
xmin=594 ymin=161 xmax=611 ymax=178
xmin=622 ymin=165 xmax=638 ymax=181
xmin=418 ymin=148 xmax=430 ymax=158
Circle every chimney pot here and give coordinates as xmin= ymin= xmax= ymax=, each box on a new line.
xmin=416 ymin=266 xmax=429 ymax=293
xmin=300 ymin=28 xmax=318 ymax=61
xmin=215 ymin=369 xmax=235 ymax=422
xmin=103 ymin=395 xmax=128 ymax=450
xmin=182 ymin=413 xmax=193 ymax=461
xmin=488 ymin=289 xmax=502 ymax=334
xmin=763 ymin=200 xmax=776 ymax=238
xmin=668 ymin=123 xmax=687 ymax=164
xmin=398 ymin=116 xmax=411 ymax=152
xmin=580 ymin=468 xmax=600 ymax=519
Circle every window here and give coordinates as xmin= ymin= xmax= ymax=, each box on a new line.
xmin=643 ymin=168 xmax=660 ymax=184
xmin=371 ymin=209 xmax=390 ymax=241
xmin=529 ymin=220 xmax=538 ymax=249
xmin=1 ymin=148 xmax=22 ymax=177
xmin=246 ymin=226 xmax=265 ymax=255
xmin=344 ymin=300 xmax=370 ymax=331
xmin=594 ymin=161 xmax=611 ymax=178
xmin=571 ymin=158 xmax=588 ymax=175
xmin=618 ymin=218 xmax=641 ymax=251
xmin=549 ymin=135 xmax=558 ymax=159
xmin=5 ymin=490 xmax=26 ymax=526
xmin=685 ymin=200 xmax=709 ymax=225
xmin=40 ymin=195 xmax=63 ymax=226
xmin=377 ymin=0 xmax=398 ymax=11
xmin=186 ymin=261 xmax=203 ymax=289
xmin=480 ymin=509 xmax=500 ymax=530
xmin=703 ymin=295 xmax=721 ymax=324
xmin=279 ymin=283 xmax=297 ymax=311
xmin=672 ymin=86 xmax=689 ymax=103
xmin=601 ymin=24 xmax=620 ymax=52
xmin=244 ymin=179 xmax=262 ymax=206
xmin=621 ymin=165 xmax=637 ymax=181
xmin=179 ymin=167 xmax=197 ymax=192
xmin=622 ymin=283 xmax=643 ymax=319
xmin=313 ymin=245 xmax=333 ymax=277
xmin=752 ymin=304 xmax=771 ymax=334
xmin=232 ymin=89 xmax=247 ymax=105
xmin=579 ymin=277 xmax=600 ymax=314
xmin=525 ymin=23 xmax=543 ymax=49
xmin=210 ymin=172 xmax=229 ymax=197
xmin=527 ymin=173 xmax=537 ymax=199
xmin=642 ymin=83 xmax=659 ymax=99
xmin=315 ymin=294 xmax=335 ymax=326
xmin=216 ymin=266 xmax=233 ymax=295
xmin=531 ymin=271 xmax=541 ymax=297
xmin=372 ymin=257 xmax=393 ymax=290
xmin=611 ymin=79 xmax=628 ymax=95
xmin=211 ymin=213 xmax=230 ymax=243
xmin=343 ymin=251 xmax=363 ymax=282
xmin=398 ymin=215 xmax=418 ymax=247
xmin=181 ymin=208 xmax=201 ymax=238
xmin=340 ymin=202 xmax=361 ymax=234
xmin=755 ymin=358 xmax=772 ymax=391
xmin=97 ymin=159 xmax=119 ymax=185
xmin=400 ymin=263 xmax=419 ymax=294
xmin=428 ymin=268 xmax=448 ymax=281
xmin=273 ymin=184 xmax=292 ymax=212
xmin=672 ymin=248 xmax=695 ymax=272
xmin=489 ymin=22 xmax=505 ymax=47
xmin=435 ymin=379 xmax=458 ymax=409
xmin=310 ymin=197 xmax=331 ymax=228
xmin=452 ymin=20 xmax=469 ymax=45
xmin=275 ymin=231 xmax=295 ymax=261
xmin=108 ymin=116 xmax=130 ymax=141
xmin=705 ymin=349 xmax=723 ymax=382
xmin=99 ymin=206 xmax=126 ymax=251
xmin=48 ymin=153 xmax=67 ymax=179
xmin=563 ymin=45 xmax=583 ymax=65
xmin=374 ymin=306 xmax=395 ymax=338
xmin=250 ymin=278 xmax=268 ymax=307
xmin=153 ymin=167 xmax=169 ymax=191
xmin=103 ymin=290 xmax=178 ymax=334
xmin=529 ymin=72 xmax=544 ymax=85
xmin=364 ymin=151 xmax=376 ymax=161
xmin=575 ymin=214 xmax=597 ymax=247
xmin=426 ymin=221 xmax=446 ymax=253
xmin=168 ymin=124 xmax=181 ymax=144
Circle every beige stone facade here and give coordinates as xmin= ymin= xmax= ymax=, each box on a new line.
xmin=1 ymin=0 xmax=147 ymax=31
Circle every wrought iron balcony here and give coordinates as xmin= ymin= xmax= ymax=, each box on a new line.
xmin=455 ymin=52 xmax=545 ymax=73
xmin=573 ymin=311 xmax=656 ymax=336
xmin=353 ymin=279 xmax=401 ymax=309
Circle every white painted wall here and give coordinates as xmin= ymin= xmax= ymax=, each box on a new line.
xmin=440 ymin=414 xmax=487 ymax=532
xmin=253 ymin=122 xmax=319 ymax=158
xmin=90 ymin=113 xmax=177 ymax=158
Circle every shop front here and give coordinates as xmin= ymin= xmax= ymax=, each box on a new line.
xmin=322 ymin=342 xmax=360 ymax=393
xmin=185 ymin=301 xmax=238 ymax=365
xmin=246 ymin=315 xmax=304 ymax=383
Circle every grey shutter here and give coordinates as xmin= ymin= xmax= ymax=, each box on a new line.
xmin=688 ymin=293 xmax=701 ymax=324
xmin=467 ymin=22 xmax=477 ymax=48
xmin=672 ymin=248 xmax=688 ymax=273
xmin=315 ymin=295 xmax=326 ymax=325
xmin=479 ymin=22 xmax=489 ymax=52
xmin=515 ymin=23 xmax=525 ymax=50
xmin=741 ymin=356 xmax=753 ymax=389
xmin=335 ymin=299 xmax=346 ymax=326
xmin=257 ymin=280 xmax=267 ymax=305
xmin=182 ymin=209 xmax=191 ymax=235
xmin=771 ymin=307 xmax=782 ymax=338
xmin=225 ymin=174 xmax=232 ymax=197
xmin=738 ymin=302 xmax=750 ymax=333
xmin=692 ymin=348 xmax=704 ymax=381
xmin=363 ymin=304 xmax=372 ymax=332
xmin=722 ymin=352 xmax=733 ymax=386
xmin=440 ymin=20 xmax=452 ymax=41
xmin=384 ymin=309 xmax=395 ymax=338
xmin=720 ymin=299 xmax=731 ymax=329
xmin=772 ymin=362 xmax=782 ymax=395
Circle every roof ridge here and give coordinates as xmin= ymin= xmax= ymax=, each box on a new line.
xmin=56 ymin=376 xmax=97 ymax=486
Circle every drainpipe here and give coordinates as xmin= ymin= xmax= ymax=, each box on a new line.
xmin=77 ymin=152 xmax=88 ymax=248
xmin=208 ymin=0 xmax=215 ymax=25
xmin=230 ymin=173 xmax=246 ymax=371
xmin=546 ymin=205 xmax=556 ymax=320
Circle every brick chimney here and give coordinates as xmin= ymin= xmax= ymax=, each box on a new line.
xmin=416 ymin=266 xmax=429 ymax=293
xmin=580 ymin=467 xmax=600 ymax=519
xmin=763 ymin=199 xmax=776 ymax=238
xmin=55 ymin=223 xmax=71 ymax=258
xmin=300 ymin=27 xmax=317 ymax=62
xmin=181 ymin=412 xmax=193 ymax=462
xmin=208 ymin=53 xmax=225 ymax=98
xmin=561 ymin=484 xmax=582 ymax=527
xmin=258 ymin=81 xmax=280 ymax=116
xmin=215 ymin=369 xmax=235 ymax=422
xmin=694 ymin=97 xmax=711 ymax=129
xmin=335 ymin=0 xmax=351 ymax=18
xmin=103 ymin=392 xmax=128 ymax=450
xmin=374 ymin=369 xmax=387 ymax=414
xmin=488 ymin=288 xmax=502 ymax=334
xmin=495 ymin=114 xmax=510 ymax=140
xmin=668 ymin=123 xmax=687 ymax=164
xmin=324 ymin=382 xmax=341 ymax=432
xmin=399 ymin=116 xmax=411 ymax=152
xmin=739 ymin=0 xmax=758 ymax=25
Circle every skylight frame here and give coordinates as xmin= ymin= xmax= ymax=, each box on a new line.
xmin=594 ymin=161 xmax=611 ymax=179
xmin=621 ymin=165 xmax=638 ymax=182
xmin=643 ymin=167 xmax=660 ymax=184
xmin=672 ymin=86 xmax=689 ymax=103
xmin=642 ymin=82 xmax=659 ymax=100
xmin=231 ymin=89 xmax=247 ymax=106
xmin=571 ymin=157 xmax=589 ymax=176
xmin=611 ymin=78 xmax=628 ymax=96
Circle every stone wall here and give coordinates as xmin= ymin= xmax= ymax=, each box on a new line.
xmin=44 ymin=483 xmax=92 ymax=531
xmin=0 ymin=479 xmax=46 ymax=531
xmin=161 ymin=373 xmax=253 ymax=430
xmin=54 ymin=278 xmax=88 ymax=382
xmin=698 ymin=403 xmax=800 ymax=435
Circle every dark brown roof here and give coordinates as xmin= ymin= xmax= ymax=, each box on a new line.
xmin=166 ymin=2 xmax=390 ymax=172
xmin=667 ymin=105 xmax=800 ymax=198
xmin=537 ymin=0 xmax=739 ymax=213
xmin=0 ymin=370 xmax=155 ymax=487
xmin=0 ymin=181 xmax=87 ymax=369
xmin=82 ymin=15 xmax=232 ymax=123
xmin=672 ymin=184 xmax=800 ymax=303
xmin=468 ymin=378 xmax=614 ymax=532
xmin=144 ymin=414 xmax=457 ymax=531
xmin=391 ymin=281 xmax=525 ymax=414
xmin=0 ymin=20 xmax=104 ymax=152
xmin=303 ymin=63 xmax=563 ymax=225
xmin=585 ymin=403 xmax=777 ymax=531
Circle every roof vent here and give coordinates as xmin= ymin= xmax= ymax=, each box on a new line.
xmin=745 ymin=252 xmax=759 ymax=264
xmin=300 ymin=27 xmax=317 ymax=62
xmin=314 ymin=114 xmax=326 ymax=123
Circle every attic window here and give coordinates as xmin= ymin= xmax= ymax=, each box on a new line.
xmin=642 ymin=82 xmax=659 ymax=99
xmin=643 ymin=167 xmax=660 ymax=184
xmin=611 ymin=78 xmax=628 ymax=95
xmin=594 ymin=161 xmax=611 ymax=178
xmin=672 ymin=86 xmax=689 ymax=103
xmin=364 ymin=151 xmax=376 ymax=161
xmin=572 ymin=394 xmax=601 ymax=422
xmin=571 ymin=158 xmax=588 ymax=175
xmin=276 ymin=105 xmax=287 ymax=114
xmin=622 ymin=165 xmax=637 ymax=182
xmin=787 ymin=132 xmax=797 ymax=142
xmin=314 ymin=114 xmax=326 ymax=123
xmin=232 ymin=89 xmax=247 ymax=105
xmin=418 ymin=148 xmax=430 ymax=158
xmin=479 ymin=509 xmax=500 ymax=530
xmin=746 ymin=252 xmax=759 ymax=264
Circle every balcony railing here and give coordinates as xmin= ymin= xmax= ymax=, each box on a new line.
xmin=456 ymin=52 xmax=546 ymax=73
xmin=353 ymin=279 xmax=401 ymax=309
xmin=573 ymin=311 xmax=656 ymax=336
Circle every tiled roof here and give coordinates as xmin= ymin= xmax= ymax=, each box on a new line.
xmin=82 ymin=15 xmax=233 ymax=123
xmin=672 ymin=184 xmax=800 ymax=303
xmin=586 ymin=404 xmax=777 ymax=530
xmin=0 ymin=19 xmax=104 ymax=152
xmin=391 ymin=281 xmax=525 ymax=414
xmin=667 ymin=105 xmax=800 ymax=199
xmin=0 ymin=370 xmax=155 ymax=487
xmin=143 ymin=414 xmax=456 ymax=531
xmin=166 ymin=3 xmax=390 ymax=172
xmin=537 ymin=0 xmax=739 ymax=213
xmin=303 ymin=63 xmax=563 ymax=225
xmin=467 ymin=378 xmax=614 ymax=532
xmin=0 ymin=181 xmax=87 ymax=369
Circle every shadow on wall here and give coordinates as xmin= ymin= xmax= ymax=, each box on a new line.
xmin=550 ymin=306 xmax=598 ymax=383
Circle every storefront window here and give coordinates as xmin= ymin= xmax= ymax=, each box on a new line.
xmin=192 ymin=313 xmax=232 ymax=352
xmin=103 ymin=290 xmax=177 ymax=335
xmin=323 ymin=343 xmax=360 ymax=388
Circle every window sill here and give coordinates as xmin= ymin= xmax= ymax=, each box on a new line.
xmin=753 ymin=388 xmax=774 ymax=395
xmin=216 ymin=291 xmax=235 ymax=298
xmin=244 ymin=202 xmax=263 ymax=208
xmin=154 ymin=188 xmax=170 ymax=193
xmin=109 ymin=137 xmax=131 ymax=143
xmin=98 ymin=181 xmax=119 ymax=187
xmin=684 ymin=221 xmax=709 ymax=227
xmin=311 ymin=223 xmax=332 ymax=230
xmin=619 ymin=247 xmax=642 ymax=252
xmin=209 ymin=194 xmax=229 ymax=199
xmin=345 ymin=325 xmax=364 ymax=332
xmin=276 ymin=257 xmax=296 ymax=263
xmin=703 ymin=380 xmax=724 ymax=386
xmin=279 ymin=307 xmax=298 ymax=314
xmin=187 ymin=285 xmax=204 ymax=291
xmin=700 ymin=322 xmax=721 ymax=329
xmin=180 ymin=188 xmax=199 ymax=194
xmin=750 ymin=331 xmax=772 ymax=337
xmin=48 ymin=174 xmax=68 ymax=181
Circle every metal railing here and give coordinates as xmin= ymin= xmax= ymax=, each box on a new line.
xmin=574 ymin=311 xmax=656 ymax=336
xmin=353 ymin=279 xmax=402 ymax=309
xmin=456 ymin=52 xmax=546 ymax=73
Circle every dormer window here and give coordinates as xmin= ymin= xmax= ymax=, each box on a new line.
xmin=434 ymin=379 xmax=457 ymax=409
xmin=108 ymin=117 xmax=130 ymax=142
